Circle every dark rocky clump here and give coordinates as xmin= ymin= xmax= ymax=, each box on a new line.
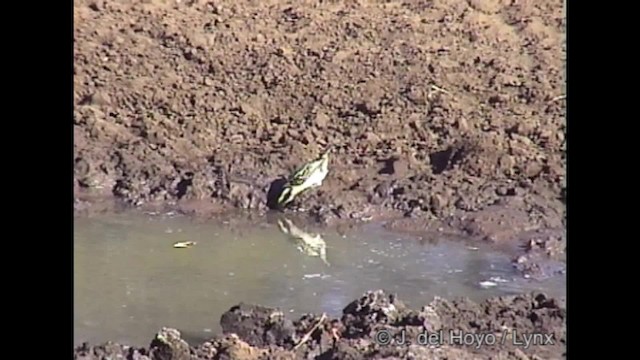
xmin=74 ymin=290 xmax=566 ymax=360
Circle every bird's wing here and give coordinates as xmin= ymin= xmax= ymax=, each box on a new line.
xmin=288 ymin=150 xmax=330 ymax=186
xmin=289 ymin=161 xmax=319 ymax=186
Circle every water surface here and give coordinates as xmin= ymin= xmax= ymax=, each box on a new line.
xmin=74 ymin=211 xmax=566 ymax=346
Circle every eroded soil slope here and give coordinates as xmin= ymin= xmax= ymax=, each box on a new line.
xmin=74 ymin=0 xmax=566 ymax=256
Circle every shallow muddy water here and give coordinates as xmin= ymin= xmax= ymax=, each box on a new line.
xmin=74 ymin=210 xmax=566 ymax=347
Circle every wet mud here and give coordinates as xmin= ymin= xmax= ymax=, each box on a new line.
xmin=74 ymin=290 xmax=566 ymax=360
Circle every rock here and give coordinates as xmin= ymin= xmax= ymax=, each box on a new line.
xmin=220 ymin=303 xmax=297 ymax=348
xmin=148 ymin=328 xmax=190 ymax=360
xmin=430 ymin=194 xmax=447 ymax=214
xmin=342 ymin=290 xmax=407 ymax=332
xmin=214 ymin=334 xmax=267 ymax=360
xmin=314 ymin=111 xmax=330 ymax=128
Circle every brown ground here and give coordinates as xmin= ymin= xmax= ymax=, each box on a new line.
xmin=74 ymin=0 xmax=566 ymax=356
xmin=74 ymin=290 xmax=566 ymax=359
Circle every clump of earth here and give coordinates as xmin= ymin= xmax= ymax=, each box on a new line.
xmin=74 ymin=290 xmax=566 ymax=360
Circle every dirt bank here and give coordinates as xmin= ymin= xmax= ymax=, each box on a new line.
xmin=74 ymin=0 xmax=566 ymax=268
xmin=74 ymin=290 xmax=566 ymax=360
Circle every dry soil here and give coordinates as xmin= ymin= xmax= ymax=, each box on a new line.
xmin=73 ymin=0 xmax=566 ymax=358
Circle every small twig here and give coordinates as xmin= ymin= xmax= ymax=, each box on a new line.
xmin=430 ymin=85 xmax=451 ymax=95
xmin=427 ymin=85 xmax=453 ymax=102
xmin=548 ymin=95 xmax=566 ymax=103
xmin=293 ymin=313 xmax=327 ymax=350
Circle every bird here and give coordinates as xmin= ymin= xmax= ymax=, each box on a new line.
xmin=276 ymin=147 xmax=331 ymax=208
xmin=277 ymin=217 xmax=329 ymax=266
